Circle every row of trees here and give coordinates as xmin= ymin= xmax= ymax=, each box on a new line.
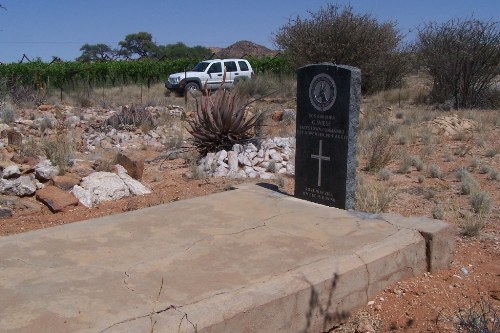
xmin=77 ymin=32 xmax=212 ymax=62
xmin=274 ymin=3 xmax=499 ymax=108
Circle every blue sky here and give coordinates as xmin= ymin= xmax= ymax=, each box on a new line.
xmin=0 ymin=0 xmax=498 ymax=63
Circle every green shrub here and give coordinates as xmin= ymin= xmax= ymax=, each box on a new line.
xmin=274 ymin=3 xmax=409 ymax=93
xmin=416 ymin=18 xmax=500 ymax=108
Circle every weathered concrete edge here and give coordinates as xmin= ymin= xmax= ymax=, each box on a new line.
xmin=380 ymin=213 xmax=457 ymax=273
xmin=235 ymin=184 xmax=456 ymax=273
xmin=108 ymin=229 xmax=426 ymax=333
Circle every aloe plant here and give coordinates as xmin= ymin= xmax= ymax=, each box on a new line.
xmin=185 ymin=88 xmax=260 ymax=154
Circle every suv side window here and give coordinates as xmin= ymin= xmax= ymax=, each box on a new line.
xmin=224 ymin=61 xmax=237 ymax=72
xmin=207 ymin=62 xmax=222 ymax=74
xmin=238 ymin=61 xmax=249 ymax=72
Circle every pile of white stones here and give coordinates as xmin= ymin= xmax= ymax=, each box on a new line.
xmin=197 ymin=137 xmax=295 ymax=179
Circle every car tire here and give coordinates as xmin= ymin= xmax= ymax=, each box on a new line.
xmin=185 ymin=82 xmax=200 ymax=94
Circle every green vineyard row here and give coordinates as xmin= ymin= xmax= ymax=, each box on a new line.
xmin=0 ymin=56 xmax=290 ymax=89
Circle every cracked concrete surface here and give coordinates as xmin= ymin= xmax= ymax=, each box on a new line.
xmin=0 ymin=184 xmax=454 ymax=333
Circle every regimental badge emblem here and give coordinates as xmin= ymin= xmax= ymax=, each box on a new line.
xmin=309 ymin=73 xmax=337 ymax=112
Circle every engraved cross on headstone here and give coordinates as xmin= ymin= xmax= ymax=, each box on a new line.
xmin=310 ymin=140 xmax=330 ymax=187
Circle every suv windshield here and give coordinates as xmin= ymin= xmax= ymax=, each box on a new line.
xmin=192 ymin=61 xmax=210 ymax=72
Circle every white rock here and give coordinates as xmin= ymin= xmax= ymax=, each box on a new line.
xmin=259 ymin=172 xmax=276 ymax=180
xmin=79 ymin=172 xmax=131 ymax=205
xmin=253 ymin=166 xmax=266 ymax=173
xmin=227 ymin=151 xmax=239 ymax=171
xmin=227 ymin=170 xmax=240 ymax=179
xmin=216 ymin=150 xmax=228 ymax=162
xmin=204 ymin=153 xmax=216 ymax=171
xmin=245 ymin=143 xmax=258 ymax=152
xmin=148 ymin=130 xmax=160 ymax=139
xmin=212 ymin=165 xmax=228 ymax=178
xmin=278 ymin=167 xmax=287 ymax=174
xmin=243 ymin=166 xmax=254 ymax=174
xmin=71 ymin=185 xmax=93 ymax=208
xmin=270 ymin=151 xmax=283 ymax=162
xmin=65 ymin=115 xmax=80 ymax=127
xmin=2 ymin=165 xmax=21 ymax=179
xmin=232 ymin=144 xmax=244 ymax=153
xmin=247 ymin=171 xmax=258 ymax=178
xmin=286 ymin=162 xmax=295 ymax=175
xmin=257 ymin=149 xmax=265 ymax=158
xmin=35 ymin=159 xmax=59 ymax=180
xmin=238 ymin=170 xmax=247 ymax=178
xmin=238 ymin=153 xmax=252 ymax=166
xmin=251 ymin=157 xmax=264 ymax=166
xmin=259 ymin=161 xmax=270 ymax=169
xmin=217 ymin=160 xmax=228 ymax=168
xmin=0 ymin=176 xmax=37 ymax=196
xmin=115 ymin=165 xmax=151 ymax=196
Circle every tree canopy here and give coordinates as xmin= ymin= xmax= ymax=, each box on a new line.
xmin=416 ymin=18 xmax=500 ymax=109
xmin=118 ymin=32 xmax=157 ymax=58
xmin=273 ymin=3 xmax=409 ymax=93
xmin=76 ymin=43 xmax=115 ymax=62
xmin=77 ymin=33 xmax=212 ymax=61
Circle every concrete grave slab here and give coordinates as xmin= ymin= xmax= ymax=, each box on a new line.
xmin=0 ymin=184 xmax=455 ymax=333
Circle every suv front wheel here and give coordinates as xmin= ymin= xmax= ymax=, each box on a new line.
xmin=185 ymin=82 xmax=200 ymax=94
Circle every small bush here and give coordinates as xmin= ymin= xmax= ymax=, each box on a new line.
xmin=266 ymin=160 xmax=277 ymax=173
xmin=487 ymin=169 xmax=499 ymax=181
xmin=469 ymin=158 xmax=479 ymax=170
xmin=453 ymin=296 xmax=499 ymax=333
xmin=418 ymin=175 xmax=425 ymax=183
xmin=42 ymin=135 xmax=74 ymax=175
xmin=456 ymin=167 xmax=480 ymax=194
xmin=276 ymin=174 xmax=286 ymax=188
xmin=39 ymin=116 xmax=54 ymax=133
xmin=20 ymin=136 xmax=42 ymax=157
xmin=398 ymin=153 xmax=413 ymax=174
xmin=460 ymin=176 xmax=479 ymax=195
xmin=460 ymin=217 xmax=485 ymax=237
xmin=411 ymin=155 xmax=424 ymax=171
xmin=105 ymin=104 xmax=155 ymax=130
xmin=355 ymin=177 xmax=398 ymax=213
xmin=0 ymin=102 xmax=17 ymax=124
xmin=479 ymin=165 xmax=491 ymax=174
xmin=455 ymin=166 xmax=471 ymax=182
xmin=432 ymin=205 xmax=445 ymax=219
xmin=420 ymin=128 xmax=433 ymax=145
xmin=378 ymin=168 xmax=392 ymax=181
xmin=470 ymin=191 xmax=492 ymax=216
xmin=363 ymin=124 xmax=395 ymax=171
xmin=428 ymin=164 xmax=443 ymax=179
xmin=485 ymin=146 xmax=499 ymax=157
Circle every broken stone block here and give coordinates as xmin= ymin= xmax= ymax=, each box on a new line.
xmin=36 ymin=185 xmax=79 ymax=213
xmin=116 ymin=151 xmax=145 ymax=180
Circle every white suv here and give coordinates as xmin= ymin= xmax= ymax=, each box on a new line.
xmin=165 ymin=58 xmax=254 ymax=95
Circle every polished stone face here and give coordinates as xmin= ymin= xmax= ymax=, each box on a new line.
xmin=295 ymin=64 xmax=361 ymax=209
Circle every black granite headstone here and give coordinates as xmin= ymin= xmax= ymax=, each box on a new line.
xmin=294 ymin=64 xmax=361 ymax=209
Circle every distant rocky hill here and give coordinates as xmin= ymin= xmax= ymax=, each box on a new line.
xmin=211 ymin=40 xmax=278 ymax=59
